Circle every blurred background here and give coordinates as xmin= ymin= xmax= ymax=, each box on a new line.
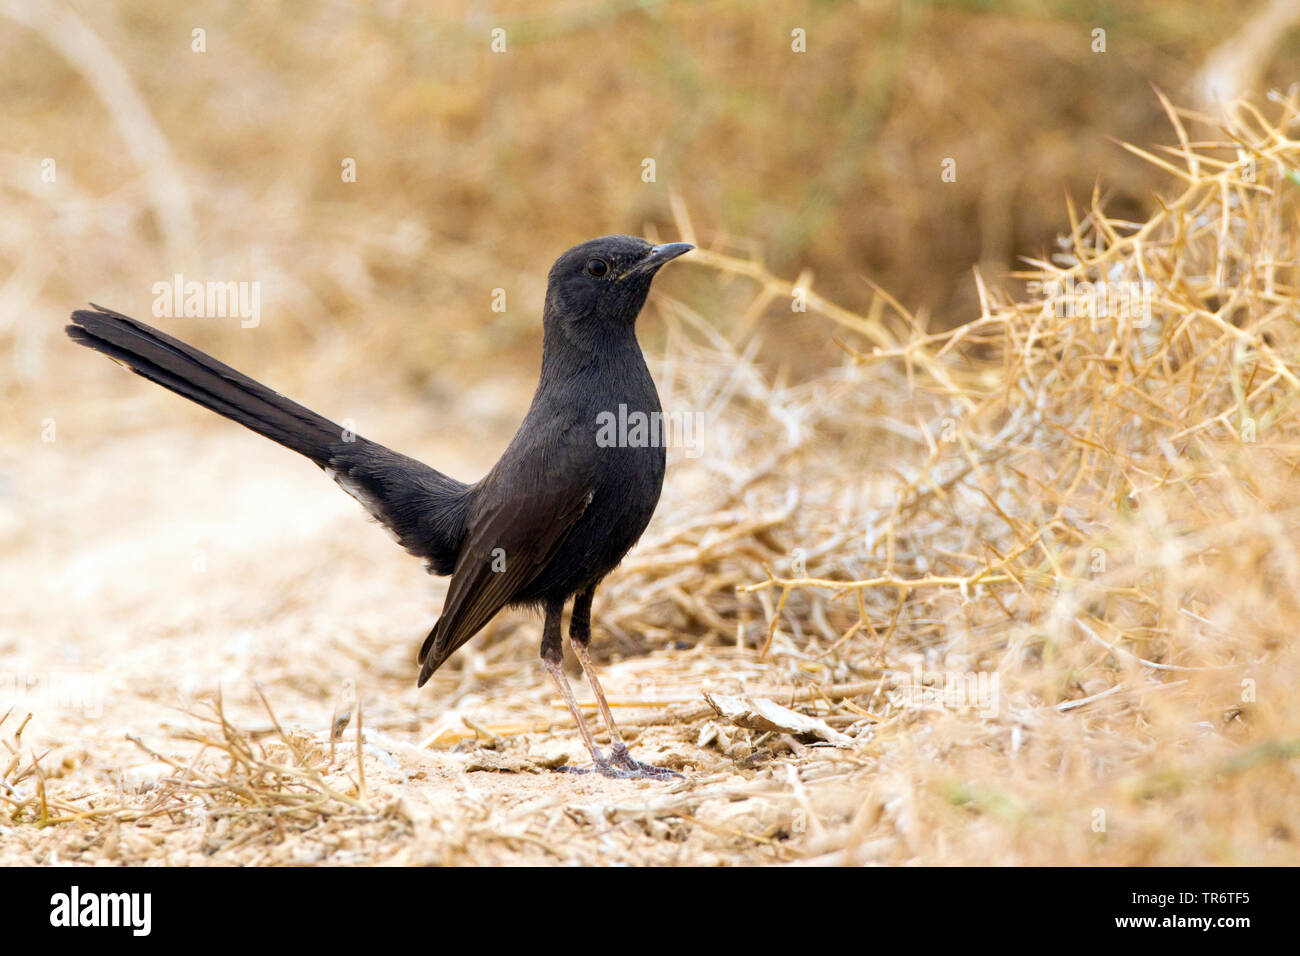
xmin=5 ymin=0 xmax=1300 ymax=402
xmin=3 ymin=0 xmax=1300 ymax=865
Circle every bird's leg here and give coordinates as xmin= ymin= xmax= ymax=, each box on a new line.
xmin=540 ymin=595 xmax=610 ymax=775
xmin=569 ymin=586 xmax=682 ymax=781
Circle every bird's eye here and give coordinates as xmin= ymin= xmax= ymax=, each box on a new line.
xmin=585 ymin=258 xmax=610 ymax=278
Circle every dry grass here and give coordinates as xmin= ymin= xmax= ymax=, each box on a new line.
xmin=669 ymin=94 xmax=1300 ymax=864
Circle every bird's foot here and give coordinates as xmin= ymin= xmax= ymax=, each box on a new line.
xmin=605 ymin=743 xmax=683 ymax=780
xmin=556 ymin=744 xmax=682 ymax=781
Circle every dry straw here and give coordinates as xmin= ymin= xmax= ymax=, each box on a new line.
xmin=607 ymin=93 xmax=1300 ymax=862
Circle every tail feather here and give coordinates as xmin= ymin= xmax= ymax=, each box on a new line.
xmin=68 ymin=304 xmax=344 ymax=464
xmin=66 ymin=304 xmax=472 ymax=573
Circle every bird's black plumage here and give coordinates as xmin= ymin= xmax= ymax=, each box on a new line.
xmin=66 ymin=234 xmax=693 ymax=779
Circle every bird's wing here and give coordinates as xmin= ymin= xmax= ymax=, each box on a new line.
xmin=416 ymin=466 xmax=594 ymax=684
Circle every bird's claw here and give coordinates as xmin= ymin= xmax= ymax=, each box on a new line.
xmin=556 ymin=744 xmax=682 ymax=781
xmin=605 ymin=743 xmax=684 ymax=780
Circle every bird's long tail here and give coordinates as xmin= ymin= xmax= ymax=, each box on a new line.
xmin=67 ymin=304 xmax=346 ymax=465
xmin=66 ymin=304 xmax=472 ymax=575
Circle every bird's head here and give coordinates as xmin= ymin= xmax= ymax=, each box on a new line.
xmin=543 ymin=235 xmax=693 ymax=348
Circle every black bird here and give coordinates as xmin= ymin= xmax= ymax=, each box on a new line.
xmin=67 ymin=235 xmax=693 ymax=780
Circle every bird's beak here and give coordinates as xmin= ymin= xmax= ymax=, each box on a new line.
xmin=623 ymin=242 xmax=694 ymax=279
